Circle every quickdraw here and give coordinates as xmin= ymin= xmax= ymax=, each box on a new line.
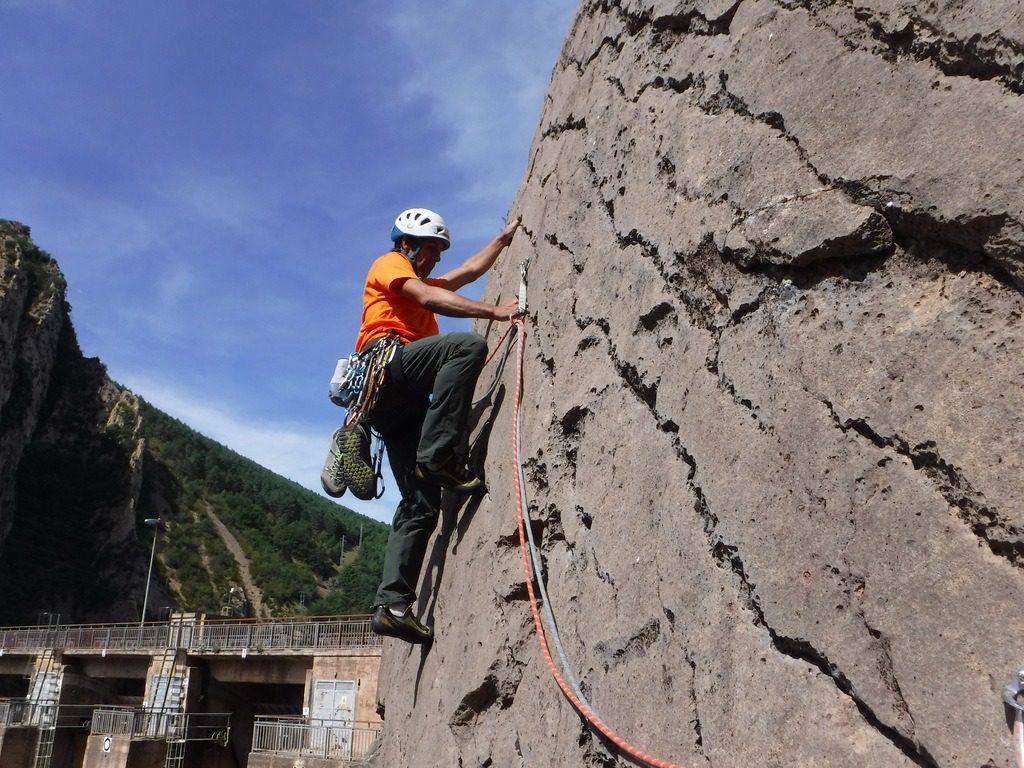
xmin=343 ymin=336 xmax=401 ymax=428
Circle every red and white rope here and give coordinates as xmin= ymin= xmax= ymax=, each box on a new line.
xmin=509 ymin=316 xmax=685 ymax=768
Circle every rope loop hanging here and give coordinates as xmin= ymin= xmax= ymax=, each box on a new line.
xmin=507 ymin=254 xmax=686 ymax=767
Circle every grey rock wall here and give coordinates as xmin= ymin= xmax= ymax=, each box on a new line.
xmin=373 ymin=1 xmax=1024 ymax=767
xmin=0 ymin=223 xmax=67 ymax=547
xmin=0 ymin=221 xmax=156 ymax=623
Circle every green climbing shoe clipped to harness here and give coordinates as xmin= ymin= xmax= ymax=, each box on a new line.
xmin=371 ymin=604 xmax=433 ymax=645
xmin=320 ymin=427 xmax=347 ymax=498
xmin=321 ymin=424 xmax=378 ymax=500
xmin=321 ymin=336 xmax=400 ymax=500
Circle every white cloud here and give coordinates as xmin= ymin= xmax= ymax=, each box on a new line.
xmin=389 ymin=1 xmax=576 ymax=207
xmin=0 ymin=179 xmax=163 ymax=264
xmin=155 ymin=167 xmax=273 ymax=236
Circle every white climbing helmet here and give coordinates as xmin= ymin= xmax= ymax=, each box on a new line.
xmin=391 ymin=208 xmax=451 ymax=251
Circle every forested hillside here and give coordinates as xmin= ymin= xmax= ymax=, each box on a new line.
xmin=1 ymin=221 xmax=385 ymax=625
xmin=137 ymin=400 xmax=387 ymax=617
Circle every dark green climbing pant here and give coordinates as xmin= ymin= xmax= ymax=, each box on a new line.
xmin=367 ymin=331 xmax=488 ymax=607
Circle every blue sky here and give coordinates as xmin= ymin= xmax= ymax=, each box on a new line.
xmin=0 ymin=0 xmax=577 ymax=522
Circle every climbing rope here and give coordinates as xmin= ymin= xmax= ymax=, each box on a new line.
xmin=507 ymin=254 xmax=586 ymax=704
xmin=509 ymin=310 xmax=686 ymax=768
xmin=473 ymin=322 xmax=518 ymax=408
xmin=512 ymin=326 xmax=589 ymax=707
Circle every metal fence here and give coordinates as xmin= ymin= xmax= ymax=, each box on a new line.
xmin=251 ymin=716 xmax=381 ymax=761
xmin=190 ymin=618 xmax=377 ymax=652
xmin=2 ymin=699 xmax=56 ymax=728
xmin=0 ymin=616 xmax=380 ymax=654
xmin=92 ymin=707 xmax=166 ymax=739
xmin=0 ymin=698 xmax=28 ymax=726
xmin=0 ymin=623 xmax=170 ymax=652
xmin=91 ymin=707 xmax=230 ymax=744
xmin=0 ymin=701 xmax=98 ymax=730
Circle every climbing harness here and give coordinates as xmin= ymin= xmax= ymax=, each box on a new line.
xmin=1003 ymin=670 xmax=1024 ymax=768
xmin=507 ymin=256 xmax=685 ymax=768
xmin=326 ymin=335 xmax=402 ymax=499
xmin=329 ymin=335 xmax=401 ymax=427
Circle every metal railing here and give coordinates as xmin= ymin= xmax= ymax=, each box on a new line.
xmin=0 ymin=701 xmax=98 ymax=729
xmin=92 ymin=707 xmax=167 ymax=739
xmin=190 ymin=618 xmax=378 ymax=652
xmin=0 ymin=623 xmax=171 ymax=653
xmin=0 ymin=698 xmax=28 ymax=726
xmin=0 ymin=616 xmax=380 ymax=655
xmin=91 ymin=707 xmax=230 ymax=744
xmin=251 ymin=716 xmax=381 ymax=761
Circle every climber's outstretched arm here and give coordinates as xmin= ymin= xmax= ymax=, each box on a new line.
xmin=438 ymin=218 xmax=520 ymax=291
xmin=401 ymin=279 xmax=520 ymax=321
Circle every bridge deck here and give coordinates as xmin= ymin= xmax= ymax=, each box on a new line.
xmin=0 ymin=615 xmax=381 ymax=657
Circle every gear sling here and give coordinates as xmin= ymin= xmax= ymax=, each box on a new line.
xmin=323 ymin=334 xmax=403 ymax=500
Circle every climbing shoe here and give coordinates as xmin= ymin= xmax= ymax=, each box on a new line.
xmin=320 ymin=427 xmax=347 ymax=498
xmin=371 ymin=604 xmax=433 ymax=645
xmin=415 ymin=458 xmax=487 ymax=496
xmin=337 ymin=423 xmax=376 ymax=500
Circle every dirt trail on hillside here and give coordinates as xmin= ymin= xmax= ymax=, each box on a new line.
xmin=204 ymin=505 xmax=266 ymax=617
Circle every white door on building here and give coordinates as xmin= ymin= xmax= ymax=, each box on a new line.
xmin=310 ymin=679 xmax=357 ymax=758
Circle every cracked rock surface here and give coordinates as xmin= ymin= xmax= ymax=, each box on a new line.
xmin=372 ymin=1 xmax=1023 ymax=766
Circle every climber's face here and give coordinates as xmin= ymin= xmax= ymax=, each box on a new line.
xmin=413 ymin=239 xmax=444 ymax=278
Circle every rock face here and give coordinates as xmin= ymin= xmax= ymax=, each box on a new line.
xmin=0 ymin=222 xmax=66 ymax=548
xmin=372 ymin=2 xmax=1024 ymax=767
xmin=0 ymin=221 xmax=161 ymax=623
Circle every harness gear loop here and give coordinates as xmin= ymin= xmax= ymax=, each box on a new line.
xmin=344 ymin=335 xmax=401 ymax=428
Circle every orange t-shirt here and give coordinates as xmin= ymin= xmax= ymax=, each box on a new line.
xmin=354 ymin=251 xmax=445 ymax=351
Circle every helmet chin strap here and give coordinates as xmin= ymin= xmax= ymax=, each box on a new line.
xmin=402 ymin=238 xmax=421 ymax=264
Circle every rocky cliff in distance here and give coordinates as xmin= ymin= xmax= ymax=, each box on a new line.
xmin=372 ymin=2 xmax=1024 ymax=767
xmin=0 ymin=221 xmax=164 ymax=622
xmin=0 ymin=220 xmax=388 ymax=624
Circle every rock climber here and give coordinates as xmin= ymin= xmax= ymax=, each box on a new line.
xmin=344 ymin=207 xmax=521 ymax=644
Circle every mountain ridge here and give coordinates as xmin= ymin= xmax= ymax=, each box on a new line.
xmin=0 ymin=219 xmax=386 ymax=625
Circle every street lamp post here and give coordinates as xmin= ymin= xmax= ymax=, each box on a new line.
xmin=141 ymin=518 xmax=162 ymax=627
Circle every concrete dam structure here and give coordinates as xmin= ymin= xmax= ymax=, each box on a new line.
xmin=0 ymin=614 xmax=381 ymax=767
